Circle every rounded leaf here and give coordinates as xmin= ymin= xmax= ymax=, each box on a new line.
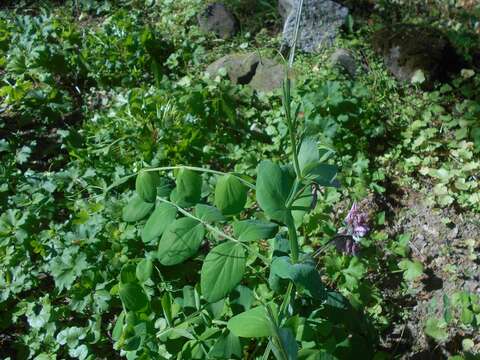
xmin=227 ymin=305 xmax=276 ymax=338
xmin=201 ymin=241 xmax=246 ymax=303
xmin=172 ymin=168 xmax=202 ymax=206
xmin=136 ymin=170 xmax=159 ymax=203
xmin=141 ymin=203 xmax=177 ymax=243
xmin=122 ymin=194 xmax=154 ymax=222
xmin=120 ymin=263 xmax=137 ymax=284
xmin=136 ymin=259 xmax=153 ymax=283
xmin=158 ymin=218 xmax=205 ymax=266
xmin=119 ymin=283 xmax=149 ymax=312
xmin=233 ymin=220 xmax=278 ymax=242
xmin=256 ymin=160 xmax=292 ymax=223
xmin=214 ymin=175 xmax=248 ymax=216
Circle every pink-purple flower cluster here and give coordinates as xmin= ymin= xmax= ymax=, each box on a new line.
xmin=335 ymin=202 xmax=370 ymax=256
xmin=344 ymin=202 xmax=370 ymax=239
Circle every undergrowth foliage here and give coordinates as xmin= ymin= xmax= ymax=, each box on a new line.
xmin=108 ymin=7 xmax=367 ymax=357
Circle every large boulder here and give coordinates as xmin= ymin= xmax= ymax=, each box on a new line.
xmin=197 ymin=3 xmax=239 ymax=39
xmin=372 ymin=24 xmax=462 ymax=86
xmin=206 ymin=53 xmax=285 ymax=92
xmin=280 ymin=0 xmax=349 ymax=53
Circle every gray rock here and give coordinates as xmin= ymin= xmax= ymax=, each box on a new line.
xmin=206 ymin=53 xmax=260 ymax=84
xmin=249 ymin=59 xmax=285 ymax=92
xmin=372 ymin=24 xmax=461 ymax=87
xmin=280 ymin=0 xmax=349 ymax=53
xmin=329 ymin=48 xmax=357 ymax=77
xmin=278 ymin=0 xmax=294 ymax=21
xmin=206 ymin=52 xmax=285 ymax=92
xmin=197 ymin=3 xmax=239 ymax=39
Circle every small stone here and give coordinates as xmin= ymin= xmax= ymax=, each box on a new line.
xmin=197 ymin=3 xmax=239 ymax=39
xmin=206 ymin=52 xmax=286 ymax=92
xmin=330 ymin=48 xmax=357 ymax=77
xmin=249 ymin=59 xmax=284 ymax=92
xmin=206 ymin=53 xmax=260 ymax=84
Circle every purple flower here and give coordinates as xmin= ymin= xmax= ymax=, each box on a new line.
xmin=344 ymin=202 xmax=370 ymax=240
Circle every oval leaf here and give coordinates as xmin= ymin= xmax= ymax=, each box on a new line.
xmin=158 ymin=218 xmax=205 ymax=266
xmin=171 ymin=168 xmax=202 ymax=207
xmin=194 ymin=204 xmax=225 ymax=223
xmin=120 ymin=263 xmax=137 ymax=284
xmin=271 ymin=256 xmax=326 ymax=300
xmin=233 ymin=220 xmax=278 ymax=242
xmin=136 ymin=259 xmax=153 ymax=283
xmin=122 ymin=194 xmax=154 ymax=222
xmin=119 ymin=283 xmax=149 ymax=312
xmin=201 ymin=241 xmax=246 ymax=303
xmin=256 ymin=160 xmax=292 ymax=223
xmin=214 ymin=175 xmax=248 ymax=216
xmin=298 ymin=137 xmax=319 ymax=176
xmin=227 ymin=304 xmax=276 ymax=338
xmin=141 ymin=203 xmax=177 ymax=243
xmin=136 ymin=170 xmax=159 ymax=203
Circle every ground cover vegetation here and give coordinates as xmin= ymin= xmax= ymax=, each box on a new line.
xmin=1 ymin=0 xmax=480 ymax=359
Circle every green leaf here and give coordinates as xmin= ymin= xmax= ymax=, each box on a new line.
xmin=272 ymin=328 xmax=298 ymax=360
xmin=194 ymin=204 xmax=225 ymax=223
xmin=122 ymin=194 xmax=155 ymax=222
xmin=158 ymin=218 xmax=205 ymax=266
xmin=292 ymin=186 xmax=313 ymax=228
xmin=120 ymin=263 xmax=137 ymax=284
xmin=136 ymin=259 xmax=153 ymax=283
xmin=112 ymin=312 xmax=125 ymax=341
xmin=157 ymin=177 xmax=174 ymax=198
xmin=256 ymin=160 xmax=292 ymax=223
xmin=141 ymin=203 xmax=177 ymax=243
xmin=461 ymin=308 xmax=474 ymax=325
xmin=208 ymin=331 xmax=242 ymax=359
xmin=398 ymin=260 xmax=424 ymax=281
xmin=214 ymin=174 xmax=248 ymax=216
xmin=298 ymin=137 xmax=319 ymax=177
xmin=304 ymin=164 xmax=338 ymax=187
xmin=201 ymin=241 xmax=246 ymax=303
xmin=136 ymin=170 xmax=159 ymax=203
xmin=232 ymin=220 xmax=278 ymax=242
xmin=425 ymin=318 xmax=448 ymax=341
xmin=171 ymin=168 xmax=202 ymax=207
xmin=227 ymin=304 xmax=276 ymax=338
xmin=271 ymin=256 xmax=326 ymax=300
xmin=119 ymin=283 xmax=149 ymax=312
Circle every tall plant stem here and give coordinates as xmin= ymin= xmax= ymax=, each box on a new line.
xmin=286 ymin=213 xmax=299 ymax=263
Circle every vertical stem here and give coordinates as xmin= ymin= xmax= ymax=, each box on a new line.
xmin=286 ymin=213 xmax=299 ymax=263
xmin=284 ymin=87 xmax=302 ymax=178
